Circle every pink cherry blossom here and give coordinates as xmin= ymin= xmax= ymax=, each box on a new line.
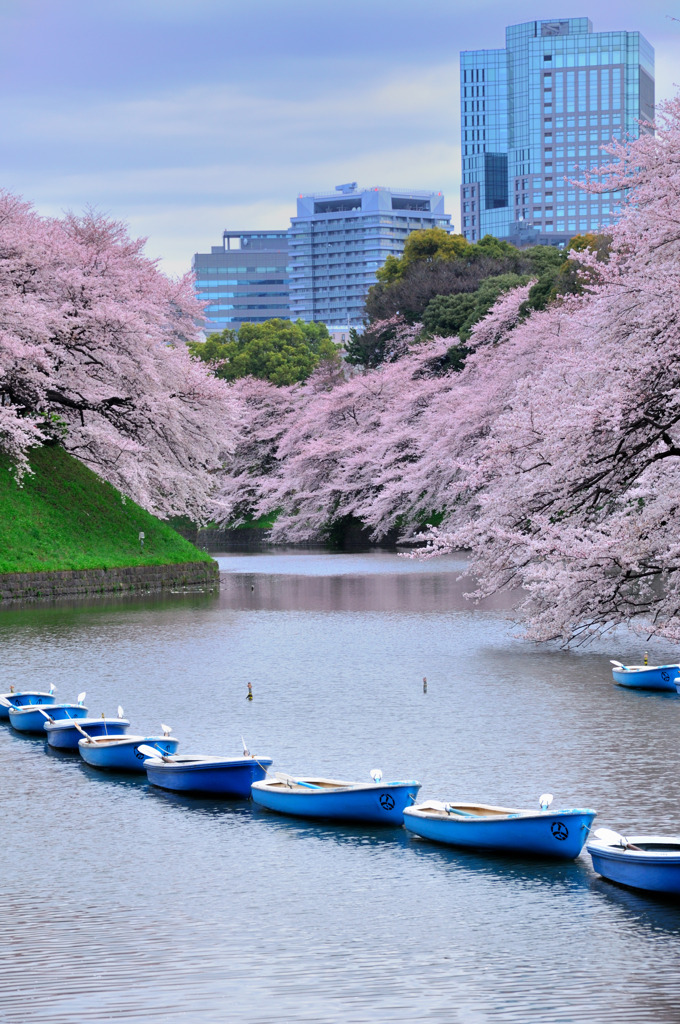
xmin=217 ymin=94 xmax=680 ymax=642
xmin=0 ymin=193 xmax=235 ymax=519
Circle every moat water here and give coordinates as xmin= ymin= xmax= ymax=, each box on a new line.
xmin=2 ymin=550 xmax=680 ymax=1023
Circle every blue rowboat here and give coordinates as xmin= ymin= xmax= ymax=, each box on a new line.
xmin=587 ymin=832 xmax=680 ymax=893
xmin=0 ymin=690 xmax=56 ymax=720
xmin=251 ymin=773 xmax=422 ymax=824
xmin=610 ymin=661 xmax=680 ymax=691
xmin=8 ymin=703 xmax=89 ymax=734
xmin=403 ymin=799 xmax=596 ymax=859
xmin=144 ymin=754 xmax=273 ymax=797
xmin=45 ymin=717 xmax=130 ymax=750
xmin=79 ymin=734 xmax=179 ymax=772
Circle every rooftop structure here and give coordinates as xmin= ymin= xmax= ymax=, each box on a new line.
xmin=288 ymin=184 xmax=452 ymax=328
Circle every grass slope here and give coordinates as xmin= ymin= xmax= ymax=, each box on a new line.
xmin=0 ymin=446 xmax=213 ymax=574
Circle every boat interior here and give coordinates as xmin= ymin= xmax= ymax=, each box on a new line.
xmin=271 ymin=776 xmax=355 ymax=791
xmin=415 ymin=801 xmax=527 ymax=819
xmin=608 ymin=842 xmax=680 ymax=854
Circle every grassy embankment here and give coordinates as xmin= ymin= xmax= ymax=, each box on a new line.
xmin=0 ymin=446 xmax=213 ymax=574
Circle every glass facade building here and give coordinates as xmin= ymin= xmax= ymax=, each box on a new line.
xmin=192 ymin=230 xmax=289 ymax=334
xmin=460 ymin=19 xmax=655 ymax=245
xmin=288 ymin=183 xmax=451 ymax=328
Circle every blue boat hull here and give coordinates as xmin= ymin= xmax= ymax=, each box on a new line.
xmin=79 ymin=736 xmax=179 ymax=772
xmin=0 ymin=692 xmax=56 ymax=720
xmin=588 ymin=836 xmax=680 ymax=893
xmin=45 ymin=718 xmax=130 ymax=750
xmin=145 ymin=756 xmax=272 ymax=797
xmin=8 ymin=704 xmax=88 ymax=733
xmin=403 ymin=806 xmax=596 ymax=859
xmin=251 ymin=780 xmax=422 ymax=824
xmin=612 ymin=665 xmax=680 ymax=691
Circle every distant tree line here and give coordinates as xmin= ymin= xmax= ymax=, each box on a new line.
xmin=345 ymin=227 xmax=611 ymax=370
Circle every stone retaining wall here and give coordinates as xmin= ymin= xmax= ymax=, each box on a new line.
xmin=0 ymin=560 xmax=219 ymax=604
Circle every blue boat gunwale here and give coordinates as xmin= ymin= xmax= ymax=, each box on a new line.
xmin=8 ymin=702 xmax=86 ymax=718
xmin=252 ymin=777 xmax=420 ymax=795
xmin=1 ymin=691 xmax=56 ymax=703
xmin=45 ymin=717 xmax=130 ymax=731
xmin=404 ymin=801 xmax=597 ymax=824
xmin=79 ymin=734 xmax=174 ymax=749
xmin=587 ymin=834 xmax=680 ymax=863
xmin=612 ymin=663 xmax=680 ymax=673
xmin=143 ymin=755 xmax=273 ymax=771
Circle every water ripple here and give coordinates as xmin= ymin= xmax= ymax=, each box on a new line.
xmin=1 ymin=552 xmax=680 ymax=1022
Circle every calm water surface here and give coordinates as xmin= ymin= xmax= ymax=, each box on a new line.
xmin=2 ymin=550 xmax=680 ymax=1024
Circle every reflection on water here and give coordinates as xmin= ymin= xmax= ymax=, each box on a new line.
xmin=2 ymin=550 xmax=680 ymax=1023
xmin=590 ymin=875 xmax=680 ymax=925
xmin=216 ymin=549 xmax=517 ymax=613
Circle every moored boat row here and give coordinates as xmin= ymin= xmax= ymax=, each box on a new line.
xmin=3 ymin=681 xmax=680 ymax=893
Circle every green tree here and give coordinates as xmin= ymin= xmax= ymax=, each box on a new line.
xmin=467 ymin=234 xmax=519 ymax=261
xmin=376 ymin=228 xmax=470 ymax=284
xmin=421 ymin=293 xmax=477 ymax=339
xmin=188 ymin=318 xmax=339 ymax=386
xmin=423 ymin=273 xmax=531 ymax=340
xmin=523 ymin=244 xmax=565 ymax=277
xmin=421 ymin=273 xmax=532 ymax=375
xmin=344 ymin=325 xmax=389 ymax=369
xmin=521 ymin=234 xmax=612 ymax=314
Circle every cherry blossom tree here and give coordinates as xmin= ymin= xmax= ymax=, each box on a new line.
xmin=225 ymin=279 xmax=536 ymax=546
xmin=216 ymin=375 xmax=300 ymax=525
xmin=221 ymin=95 xmax=680 ymax=643
xmin=417 ymin=95 xmax=680 ymax=643
xmin=250 ymin=336 xmax=452 ymax=544
xmin=0 ymin=192 xmax=235 ymax=519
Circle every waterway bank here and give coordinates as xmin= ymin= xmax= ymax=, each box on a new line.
xmin=0 ymin=559 xmax=218 ymax=604
xmin=0 ymin=446 xmax=214 ymax=574
xmin=0 ymin=446 xmax=217 ymax=603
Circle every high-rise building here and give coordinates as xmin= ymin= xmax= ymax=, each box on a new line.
xmin=288 ymin=183 xmax=452 ymax=328
xmin=192 ymin=230 xmax=289 ymax=335
xmin=460 ymin=19 xmax=654 ymax=246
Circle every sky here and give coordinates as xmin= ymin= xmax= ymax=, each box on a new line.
xmin=1 ymin=0 xmax=678 ymax=277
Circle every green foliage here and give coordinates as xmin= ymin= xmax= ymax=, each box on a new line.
xmin=521 ymin=233 xmax=612 ymax=315
xmin=188 ymin=318 xmax=339 ymax=386
xmin=422 ymin=293 xmax=476 ymax=339
xmin=231 ymin=510 xmax=279 ymax=531
xmin=362 ymin=229 xmax=613 ymax=369
xmin=374 ymin=254 xmax=403 ymax=286
xmin=522 ymin=273 xmax=557 ymax=313
xmin=0 ymin=446 xmax=211 ymax=573
xmin=467 ymin=234 xmax=518 ymax=261
xmin=344 ymin=324 xmax=394 ymax=369
xmin=365 ymin=233 xmax=547 ymax=331
xmin=523 ymin=245 xmax=565 ymax=277
xmin=376 ymin=228 xmax=470 ymax=284
xmin=423 ymin=273 xmax=531 ymax=342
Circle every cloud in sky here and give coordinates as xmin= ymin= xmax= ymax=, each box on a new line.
xmin=2 ymin=0 xmax=677 ymax=275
